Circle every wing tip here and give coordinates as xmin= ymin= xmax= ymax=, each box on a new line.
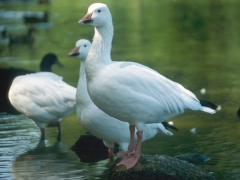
xmin=199 ymin=98 xmax=218 ymax=112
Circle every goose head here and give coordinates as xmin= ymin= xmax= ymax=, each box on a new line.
xmin=78 ymin=3 xmax=112 ymax=27
xmin=40 ymin=53 xmax=64 ymax=72
xmin=68 ymin=39 xmax=91 ymax=60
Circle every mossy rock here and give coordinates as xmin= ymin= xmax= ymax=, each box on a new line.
xmin=108 ymin=154 xmax=214 ymax=180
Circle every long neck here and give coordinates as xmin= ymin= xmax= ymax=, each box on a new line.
xmin=40 ymin=65 xmax=52 ymax=72
xmin=86 ymin=24 xmax=113 ymax=80
xmin=76 ymin=60 xmax=92 ymax=108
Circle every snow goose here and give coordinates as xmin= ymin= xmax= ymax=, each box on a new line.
xmin=79 ymin=3 xmax=218 ymax=169
xmin=8 ymin=72 xmax=76 ymax=140
xmin=68 ymin=39 xmax=177 ymax=158
xmin=0 ymin=53 xmax=63 ymax=114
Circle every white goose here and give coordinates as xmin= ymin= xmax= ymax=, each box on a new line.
xmin=8 ymin=72 xmax=76 ymax=140
xmin=68 ymin=39 xmax=176 ymax=158
xmin=79 ymin=3 xmax=218 ymax=169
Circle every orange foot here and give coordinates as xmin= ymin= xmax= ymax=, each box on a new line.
xmin=117 ymin=155 xmax=140 ymax=169
xmin=116 ymin=148 xmax=136 ymax=158
xmin=116 ymin=144 xmax=137 ymax=158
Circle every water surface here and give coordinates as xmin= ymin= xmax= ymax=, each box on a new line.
xmin=1 ymin=0 xmax=240 ymax=179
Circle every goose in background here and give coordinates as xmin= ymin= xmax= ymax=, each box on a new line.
xmin=23 ymin=11 xmax=49 ymax=24
xmin=68 ymin=39 xmax=177 ymax=159
xmin=0 ymin=53 xmax=63 ymax=114
xmin=38 ymin=0 xmax=50 ymax=5
xmin=0 ymin=53 xmax=64 ymax=114
xmin=8 ymin=26 xmax=36 ymax=48
xmin=0 ymin=27 xmax=9 ymax=46
xmin=8 ymin=71 xmax=76 ymax=140
xmin=79 ymin=3 xmax=218 ymax=169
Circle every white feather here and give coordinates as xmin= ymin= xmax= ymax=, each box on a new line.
xmin=8 ymin=72 xmax=76 ymax=129
xmin=70 ymin=39 xmax=173 ymax=151
xmin=80 ymin=3 xmax=216 ymax=133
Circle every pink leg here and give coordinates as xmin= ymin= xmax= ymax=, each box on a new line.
xmin=129 ymin=125 xmax=136 ymax=152
xmin=117 ymin=131 xmax=143 ymax=169
xmin=108 ymin=148 xmax=114 ymax=156
xmin=116 ymin=125 xmax=136 ymax=158
xmin=108 ymin=148 xmax=114 ymax=162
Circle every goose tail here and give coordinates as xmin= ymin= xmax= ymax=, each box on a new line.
xmin=199 ymin=99 xmax=218 ymax=114
xmin=162 ymin=121 xmax=178 ymax=131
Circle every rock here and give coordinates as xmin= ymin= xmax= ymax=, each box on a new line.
xmin=175 ymin=153 xmax=210 ymax=165
xmin=108 ymin=154 xmax=214 ymax=180
xmin=71 ymin=132 xmax=119 ymax=163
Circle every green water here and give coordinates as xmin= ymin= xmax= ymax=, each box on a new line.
xmin=1 ymin=0 xmax=240 ymax=179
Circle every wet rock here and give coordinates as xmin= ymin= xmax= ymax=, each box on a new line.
xmin=71 ymin=132 xmax=119 ymax=163
xmin=108 ymin=154 xmax=214 ymax=180
xmin=175 ymin=153 xmax=210 ymax=165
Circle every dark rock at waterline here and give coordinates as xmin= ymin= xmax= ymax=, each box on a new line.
xmin=175 ymin=153 xmax=210 ymax=165
xmin=108 ymin=154 xmax=214 ymax=180
xmin=71 ymin=132 xmax=119 ymax=163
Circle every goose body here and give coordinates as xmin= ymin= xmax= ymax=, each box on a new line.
xmin=79 ymin=3 xmax=217 ymax=169
xmin=8 ymin=72 xmax=76 ymax=139
xmin=69 ymin=39 xmax=175 ymax=156
xmin=0 ymin=53 xmax=63 ymax=114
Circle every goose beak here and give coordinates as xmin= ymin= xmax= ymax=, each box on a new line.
xmin=55 ymin=59 xmax=64 ymax=67
xmin=78 ymin=12 xmax=93 ymax=24
xmin=68 ymin=46 xmax=80 ymax=57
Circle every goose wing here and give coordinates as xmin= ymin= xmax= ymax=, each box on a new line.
xmin=104 ymin=61 xmax=200 ymax=115
xmin=9 ymin=72 xmax=76 ymax=120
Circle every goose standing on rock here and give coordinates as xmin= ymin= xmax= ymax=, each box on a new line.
xmin=79 ymin=3 xmax=218 ymax=169
xmin=8 ymin=63 xmax=76 ymax=140
xmin=68 ymin=39 xmax=177 ymax=159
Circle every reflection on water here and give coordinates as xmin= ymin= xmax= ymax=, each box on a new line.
xmin=11 ymin=140 xmax=109 ymax=180
xmin=1 ymin=0 xmax=240 ymax=180
xmin=0 ymin=113 xmax=39 ymax=180
xmin=0 ymin=114 xmax=110 ymax=180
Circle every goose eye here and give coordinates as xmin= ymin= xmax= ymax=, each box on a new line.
xmin=98 ymin=10 xmax=101 ymax=13
xmin=84 ymin=45 xmax=87 ymax=47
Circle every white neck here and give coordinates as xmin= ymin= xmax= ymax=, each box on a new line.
xmin=86 ymin=23 xmax=114 ymax=81
xmin=76 ymin=60 xmax=92 ymax=109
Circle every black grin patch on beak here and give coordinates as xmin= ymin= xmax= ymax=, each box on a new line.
xmin=70 ymin=53 xmax=80 ymax=57
xmin=81 ymin=20 xmax=93 ymax=24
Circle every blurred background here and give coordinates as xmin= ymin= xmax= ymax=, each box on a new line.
xmin=1 ymin=0 xmax=240 ymax=179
